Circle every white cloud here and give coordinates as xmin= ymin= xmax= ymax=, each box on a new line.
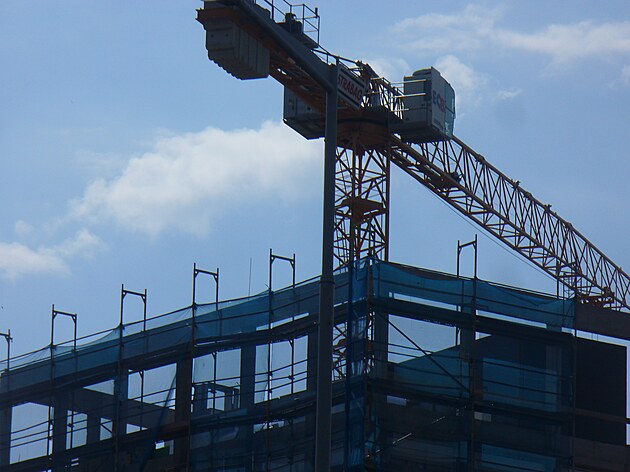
xmin=394 ymin=5 xmax=502 ymax=53
xmin=14 ymin=220 xmax=33 ymax=237
xmin=394 ymin=6 xmax=630 ymax=66
xmin=495 ymin=89 xmax=523 ymax=101
xmin=364 ymin=57 xmax=410 ymax=81
xmin=495 ymin=21 xmax=630 ymax=65
xmin=56 ymin=229 xmax=103 ymax=258
xmin=435 ymin=55 xmax=487 ymax=110
xmin=0 ymin=229 xmax=103 ymax=279
xmin=622 ymin=65 xmax=630 ymax=85
xmin=0 ymin=242 xmax=66 ymax=278
xmin=71 ymin=121 xmax=322 ymax=236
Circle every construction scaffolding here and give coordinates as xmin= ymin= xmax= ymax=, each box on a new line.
xmin=0 ymin=258 xmax=628 ymax=471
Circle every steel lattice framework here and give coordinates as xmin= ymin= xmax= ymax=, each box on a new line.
xmin=334 ymin=144 xmax=389 ymax=267
xmin=387 ymin=136 xmax=630 ymax=310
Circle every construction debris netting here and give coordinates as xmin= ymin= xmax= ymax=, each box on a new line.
xmin=0 ymin=258 xmax=582 ymax=471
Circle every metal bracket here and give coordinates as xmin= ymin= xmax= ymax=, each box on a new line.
xmin=51 ymin=306 xmax=78 ymax=350
xmin=120 ymin=285 xmax=147 ymax=330
xmin=269 ymin=249 xmax=296 ymax=291
xmin=192 ymin=264 xmax=219 ymax=308
xmin=457 ymin=234 xmax=478 ymax=279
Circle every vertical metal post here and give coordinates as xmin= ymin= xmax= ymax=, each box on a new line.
xmin=191 ymin=263 xmax=220 ymax=470
xmin=457 ymin=236 xmax=478 ymax=279
xmin=215 ymin=268 xmax=220 ymax=308
xmin=49 ymin=307 xmax=77 ymax=468
xmin=47 ymin=305 xmax=54 ymax=462
xmin=456 ymin=236 xmax=478 ymax=469
xmin=267 ymin=250 xmax=272 ymax=472
xmin=192 ymin=264 xmax=220 ymax=410
xmin=315 ymin=61 xmax=338 ymax=472
xmin=474 ymin=234 xmax=478 ymax=279
xmin=116 ymin=285 xmax=149 ymax=471
xmin=115 ymin=287 xmax=123 ymax=472
xmin=269 ymin=250 xmax=297 ymax=393
xmin=119 ymin=285 xmax=124 ymax=327
xmin=268 ymin=248 xmax=273 ymax=297
xmin=268 ymin=250 xmax=297 ymax=467
xmin=143 ymin=289 xmax=147 ymax=331
xmin=192 ymin=262 xmax=197 ymax=310
xmin=1 ymin=331 xmax=12 ymax=373
xmin=50 ymin=304 xmax=55 ymax=351
xmin=0 ymin=330 xmax=12 ymax=469
xmin=470 ymin=235 xmax=478 ymax=472
xmin=556 ymin=262 xmax=560 ymax=299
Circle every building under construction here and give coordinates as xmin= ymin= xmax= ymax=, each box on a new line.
xmin=2 ymin=0 xmax=630 ymax=470
xmin=0 ymin=258 xmax=628 ymax=471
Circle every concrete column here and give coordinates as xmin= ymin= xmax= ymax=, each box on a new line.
xmin=239 ymin=344 xmax=256 ymax=472
xmin=113 ymin=370 xmax=128 ymax=471
xmin=0 ymin=407 xmax=11 ymax=467
xmin=52 ymin=394 xmax=69 ymax=470
xmin=175 ymin=358 xmax=193 ymax=422
xmin=0 ymin=374 xmax=11 ymax=468
xmin=174 ymin=357 xmax=193 ymax=468
xmin=114 ymin=372 xmax=129 ymax=437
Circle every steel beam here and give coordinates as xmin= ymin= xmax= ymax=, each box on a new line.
xmin=315 ymin=63 xmax=338 ymax=472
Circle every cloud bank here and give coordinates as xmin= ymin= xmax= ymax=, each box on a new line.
xmin=0 ymin=229 xmax=102 ymax=279
xmin=71 ymin=121 xmax=322 ymax=236
xmin=5 ymin=121 xmax=321 ymax=278
xmin=394 ymin=6 xmax=630 ymax=66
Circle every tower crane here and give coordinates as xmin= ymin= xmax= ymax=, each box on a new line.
xmin=197 ymin=1 xmax=630 ymax=468
xmin=197 ymin=0 xmax=630 ymax=312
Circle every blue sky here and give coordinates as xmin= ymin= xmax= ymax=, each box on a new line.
xmin=1 ymin=0 xmax=630 ymax=356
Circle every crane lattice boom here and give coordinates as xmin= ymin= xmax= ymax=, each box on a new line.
xmin=389 ymin=135 xmax=630 ymax=311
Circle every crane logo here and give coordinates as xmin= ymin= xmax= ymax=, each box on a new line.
xmin=338 ymin=63 xmax=368 ymax=110
xmin=433 ymin=90 xmax=446 ymax=113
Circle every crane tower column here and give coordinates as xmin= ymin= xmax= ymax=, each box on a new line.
xmin=334 ymin=124 xmax=391 ymax=266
